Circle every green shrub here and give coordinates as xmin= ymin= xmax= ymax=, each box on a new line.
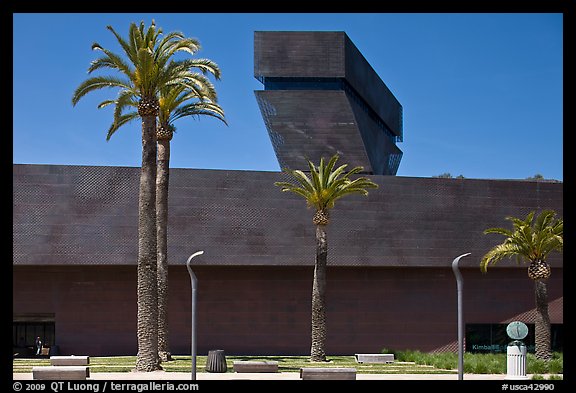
xmin=527 ymin=353 xmax=563 ymax=374
xmin=432 ymin=352 xmax=457 ymax=370
xmin=384 ymin=348 xmax=562 ymax=375
xmin=463 ymin=353 xmax=506 ymax=374
xmin=393 ymin=349 xmax=420 ymax=363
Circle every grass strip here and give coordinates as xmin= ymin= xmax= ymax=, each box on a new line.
xmin=13 ymin=351 xmax=563 ymax=375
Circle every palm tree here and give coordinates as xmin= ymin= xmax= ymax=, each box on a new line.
xmin=99 ymin=58 xmax=225 ymax=362
xmin=102 ymin=83 xmax=226 ymax=363
xmin=274 ymin=155 xmax=378 ymax=362
xmin=156 ymin=85 xmax=227 ymax=362
xmin=72 ymin=20 xmax=207 ymax=372
xmin=480 ymin=210 xmax=563 ymax=360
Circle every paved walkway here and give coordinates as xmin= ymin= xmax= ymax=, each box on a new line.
xmin=13 ymin=371 xmax=515 ymax=380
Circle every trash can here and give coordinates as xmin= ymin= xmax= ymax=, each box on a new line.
xmin=206 ymin=350 xmax=227 ymax=373
xmin=505 ymin=341 xmax=528 ymax=380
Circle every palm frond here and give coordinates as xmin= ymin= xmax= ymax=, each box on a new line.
xmin=480 ymin=209 xmax=563 ymax=273
xmin=97 ymin=99 xmax=115 ymax=109
xmin=484 ymin=227 xmax=513 ymax=237
xmin=534 ymin=210 xmax=556 ymax=232
xmin=163 ymin=78 xmax=214 ymax=103
xmin=72 ymin=76 xmax=133 ymax=106
xmin=308 ymin=159 xmax=322 ymax=195
xmin=321 ymin=155 xmax=340 ymax=189
xmin=143 ymin=20 xmax=160 ymax=51
xmin=163 ymin=37 xmax=202 ymax=60
xmin=327 ymin=164 xmax=349 ymax=184
xmin=155 ymin=32 xmax=201 ymax=65
xmin=170 ymin=102 xmax=227 ymax=126
xmin=88 ymin=47 xmax=134 ymax=78
xmin=105 ymin=24 xmax=138 ymax=66
xmin=106 ymin=112 xmax=139 ymax=141
xmin=480 ymin=243 xmax=523 ymax=273
xmin=288 ymin=170 xmax=317 ymax=195
xmin=344 ymin=166 xmax=364 ymax=176
xmin=97 ymin=90 xmax=139 ymax=140
xmin=274 ymin=154 xmax=378 ymax=217
xmin=135 ymin=47 xmax=157 ymax=95
xmin=187 ymin=58 xmax=222 ymax=79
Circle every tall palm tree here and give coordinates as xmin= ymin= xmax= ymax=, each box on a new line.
xmin=156 ymin=85 xmax=227 ymax=362
xmin=72 ymin=20 xmax=207 ymax=372
xmin=480 ymin=210 xmax=563 ymax=360
xmin=99 ymin=64 xmax=227 ymax=361
xmin=274 ymin=155 xmax=378 ymax=361
xmin=102 ymin=82 xmax=226 ymax=363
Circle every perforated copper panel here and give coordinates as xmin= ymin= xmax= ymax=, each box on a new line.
xmin=13 ymin=164 xmax=139 ymax=266
xmin=253 ymin=31 xmax=404 ymax=175
xmin=13 ymin=164 xmax=563 ymax=269
xmin=255 ymin=90 xmax=374 ymax=173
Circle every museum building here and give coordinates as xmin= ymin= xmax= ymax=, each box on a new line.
xmin=13 ymin=32 xmax=563 ymax=357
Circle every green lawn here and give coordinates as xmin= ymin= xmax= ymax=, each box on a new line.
xmin=12 ymin=355 xmax=454 ymax=374
xmin=13 ymin=351 xmax=563 ymax=377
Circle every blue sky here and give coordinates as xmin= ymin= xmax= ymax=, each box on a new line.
xmin=12 ymin=13 xmax=563 ymax=180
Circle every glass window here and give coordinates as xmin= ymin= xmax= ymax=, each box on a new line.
xmin=466 ymin=323 xmax=563 ymax=353
xmin=13 ymin=322 xmax=55 ymax=347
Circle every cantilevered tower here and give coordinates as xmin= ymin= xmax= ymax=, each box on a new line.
xmin=254 ymin=31 xmax=403 ymax=175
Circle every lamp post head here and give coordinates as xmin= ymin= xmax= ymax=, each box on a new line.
xmin=452 ymin=252 xmax=471 ymax=280
xmin=186 ymin=251 xmax=204 ymax=287
xmin=452 ymin=252 xmax=471 ymax=269
xmin=187 ymin=251 xmax=204 ymax=264
xmin=186 ymin=250 xmax=204 ymax=269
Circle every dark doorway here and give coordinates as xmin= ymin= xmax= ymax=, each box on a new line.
xmin=13 ymin=314 xmax=55 ymax=358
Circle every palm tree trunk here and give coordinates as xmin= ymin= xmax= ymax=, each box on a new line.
xmin=311 ymin=224 xmax=328 ymax=362
xmin=534 ymin=279 xmax=551 ymax=360
xmin=135 ymin=113 xmax=161 ymax=372
xmin=157 ymin=139 xmax=172 ymax=362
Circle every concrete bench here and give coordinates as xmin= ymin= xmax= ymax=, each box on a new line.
xmin=355 ymin=353 xmax=394 ymax=363
xmin=233 ymin=360 xmax=279 ymax=373
xmin=32 ymin=366 xmax=90 ymax=380
xmin=300 ymin=367 xmax=356 ymax=380
xmin=50 ymin=355 xmax=90 ymax=366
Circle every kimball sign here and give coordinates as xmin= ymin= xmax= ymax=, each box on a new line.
xmin=470 ymin=344 xmax=536 ymax=353
xmin=471 ymin=344 xmax=506 ymax=352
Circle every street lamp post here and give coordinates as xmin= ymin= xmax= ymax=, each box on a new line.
xmin=452 ymin=252 xmax=471 ymax=381
xmin=186 ymin=251 xmax=204 ymax=381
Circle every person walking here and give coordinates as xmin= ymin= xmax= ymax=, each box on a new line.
xmin=35 ymin=337 xmax=42 ymax=356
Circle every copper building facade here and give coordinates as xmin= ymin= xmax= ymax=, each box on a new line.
xmin=12 ymin=32 xmax=562 ymax=357
xmin=254 ymin=31 xmax=403 ymax=175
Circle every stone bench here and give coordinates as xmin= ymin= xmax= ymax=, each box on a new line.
xmin=32 ymin=366 xmax=90 ymax=380
xmin=50 ymin=355 xmax=90 ymax=366
xmin=233 ymin=360 xmax=279 ymax=373
xmin=355 ymin=353 xmax=394 ymax=363
xmin=300 ymin=367 xmax=356 ymax=380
